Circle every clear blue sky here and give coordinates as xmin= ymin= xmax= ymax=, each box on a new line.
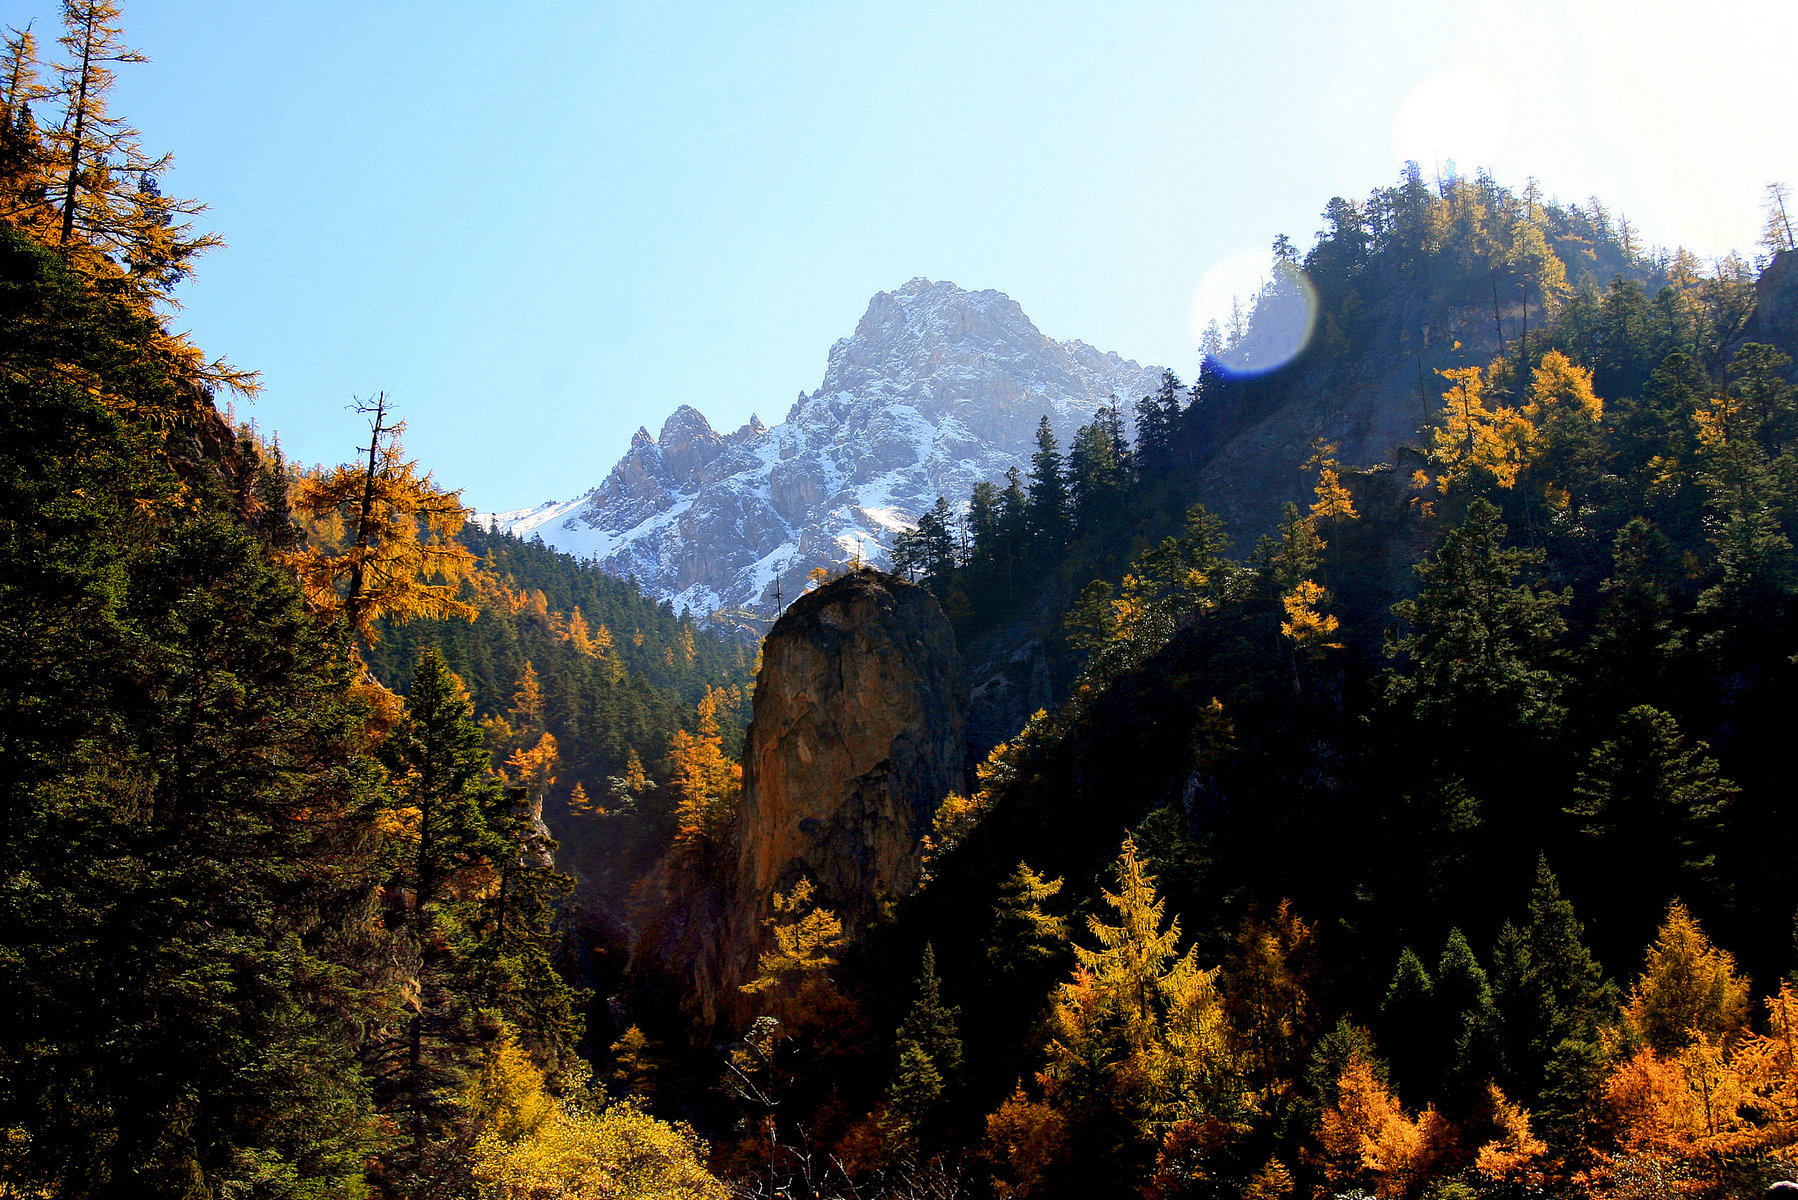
xmin=8 ymin=0 xmax=1795 ymax=512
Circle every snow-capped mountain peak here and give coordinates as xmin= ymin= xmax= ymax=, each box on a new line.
xmin=478 ymin=280 xmax=1164 ymax=621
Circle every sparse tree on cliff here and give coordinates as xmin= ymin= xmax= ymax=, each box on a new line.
xmin=1764 ymin=182 xmax=1794 ymax=257
xmin=741 ymin=877 xmax=845 ymax=1005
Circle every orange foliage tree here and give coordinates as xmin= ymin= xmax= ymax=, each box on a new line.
xmin=289 ymin=393 xmax=476 ymax=642
xmin=1316 ymin=1052 xmax=1454 ymax=1198
xmin=1585 ymin=916 xmax=1798 ymax=1196
xmin=669 ymin=686 xmax=742 ymax=850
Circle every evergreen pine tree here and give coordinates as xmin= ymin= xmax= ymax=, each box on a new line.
xmin=883 ymin=945 xmax=963 ymax=1153
xmin=1068 ymin=412 xmax=1127 ymax=534
xmin=0 ymin=225 xmax=385 ymax=1199
xmin=1026 ymin=415 xmax=1071 ymax=549
xmin=1386 ymin=499 xmax=1570 ymax=761
xmin=1433 ymin=928 xmax=1498 ymax=1112
xmin=1379 ymin=948 xmax=1434 ymax=1104
xmin=1491 ymin=858 xmax=1614 ymax=1145
xmin=1567 ymin=706 xmax=1736 ymax=895
xmin=966 ymin=480 xmax=1003 ymax=553
xmin=374 ymin=647 xmax=511 ymax=1188
xmin=1134 ymin=370 xmax=1183 ymax=464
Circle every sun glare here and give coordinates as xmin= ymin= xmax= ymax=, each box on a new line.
xmin=1392 ymin=68 xmax=1512 ymax=172
xmin=1189 ymin=251 xmax=1317 ymax=376
xmin=1189 ymin=250 xmax=1272 ymax=350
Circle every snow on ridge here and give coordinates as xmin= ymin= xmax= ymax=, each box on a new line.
xmin=484 ymin=280 xmax=1166 ymax=619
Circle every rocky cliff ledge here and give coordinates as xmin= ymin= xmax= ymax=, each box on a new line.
xmin=725 ymin=568 xmax=966 ymax=1001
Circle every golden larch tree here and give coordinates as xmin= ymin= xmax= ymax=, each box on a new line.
xmin=1316 ymin=1053 xmax=1454 ymax=1200
xmin=668 ymin=686 xmax=741 ymax=850
xmin=290 ymin=393 xmax=477 ymax=642
xmin=1306 ymin=440 xmax=1359 ymax=522
xmin=741 ymin=877 xmax=846 ymax=1000
xmin=1622 ymin=901 xmax=1752 ymax=1055
xmin=1430 ymin=363 xmax=1533 ymax=493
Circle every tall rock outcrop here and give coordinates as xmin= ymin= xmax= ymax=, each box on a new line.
xmin=724 ymin=568 xmax=965 ymax=1008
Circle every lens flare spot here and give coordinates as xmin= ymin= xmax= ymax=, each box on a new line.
xmin=1393 ymin=68 xmax=1511 ymax=171
xmin=1189 ymin=251 xmax=1318 ymax=377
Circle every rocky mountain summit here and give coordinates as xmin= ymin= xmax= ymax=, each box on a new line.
xmin=480 ymin=279 xmax=1165 ymax=620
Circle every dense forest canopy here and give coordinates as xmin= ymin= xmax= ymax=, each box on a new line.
xmin=7 ymin=4 xmax=1798 ymax=1200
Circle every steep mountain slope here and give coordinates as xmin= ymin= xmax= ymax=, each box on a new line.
xmin=481 ymin=278 xmax=1163 ymax=619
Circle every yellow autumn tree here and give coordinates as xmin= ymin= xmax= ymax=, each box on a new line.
xmin=1525 ymin=349 xmax=1603 ymax=426
xmin=1223 ymin=899 xmax=1317 ymax=1115
xmin=0 ymin=28 xmax=54 ymax=226
xmin=615 ymin=748 xmax=650 ymax=803
xmin=1316 ymin=1053 xmax=1454 ymax=1199
xmin=985 ymin=1087 xmax=1069 ymax=1200
xmin=564 ymin=606 xmax=595 ymax=656
xmin=669 ymin=686 xmax=741 ymax=850
xmin=289 ymin=393 xmax=476 ymax=642
xmin=741 ymin=877 xmax=846 ymax=1000
xmin=1598 ymin=1035 xmax=1758 ymax=1183
xmin=1522 ymin=350 xmax=1606 ymax=515
xmin=1 ymin=8 xmax=250 ymax=390
xmin=505 ymin=732 xmax=559 ymax=823
xmin=1279 ymin=579 xmax=1342 ymax=656
xmin=1035 ymin=838 xmax=1242 ymax=1192
xmin=591 ymin=622 xmax=624 ymax=682
xmin=482 ymin=661 xmax=547 ymax=764
xmin=1241 ymin=1156 xmax=1294 ymax=1200
xmin=1587 ymin=965 xmax=1798 ymax=1196
xmin=1306 ymin=440 xmax=1359 ymax=522
xmin=467 ymin=1035 xmax=725 ymax=1200
xmin=1472 ymin=1084 xmax=1548 ymax=1186
xmin=510 ymin=661 xmax=548 ymax=738
xmin=1622 ymin=901 xmax=1752 ymax=1055
xmin=1429 ymin=363 xmax=1534 ymax=493
xmin=1732 ymin=981 xmax=1798 ymax=1146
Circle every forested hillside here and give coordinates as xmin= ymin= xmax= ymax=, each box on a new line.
xmin=628 ymin=172 xmax=1798 ymax=1199
xmin=358 ymin=520 xmax=755 ymax=900
xmin=0 ymin=9 xmax=727 ymax=1198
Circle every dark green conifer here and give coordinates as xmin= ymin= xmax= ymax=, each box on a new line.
xmin=1026 ymin=416 xmax=1071 ymax=549
xmin=1379 ymin=948 xmax=1434 ymax=1103
xmin=1491 ymin=858 xmax=1615 ymax=1146
xmin=883 ymin=945 xmax=963 ymax=1154
xmin=0 ymin=225 xmax=384 ymax=1200
xmin=1567 ymin=705 xmax=1735 ymax=894
xmin=1388 ymin=498 xmax=1570 ymax=736
xmin=1433 ymin=928 xmax=1497 ymax=1111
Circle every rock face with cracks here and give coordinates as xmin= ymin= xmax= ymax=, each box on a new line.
xmin=725 ymin=568 xmax=965 ymax=1007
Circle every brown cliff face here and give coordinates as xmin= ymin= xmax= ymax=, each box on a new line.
xmin=725 ymin=568 xmax=965 ymax=1001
